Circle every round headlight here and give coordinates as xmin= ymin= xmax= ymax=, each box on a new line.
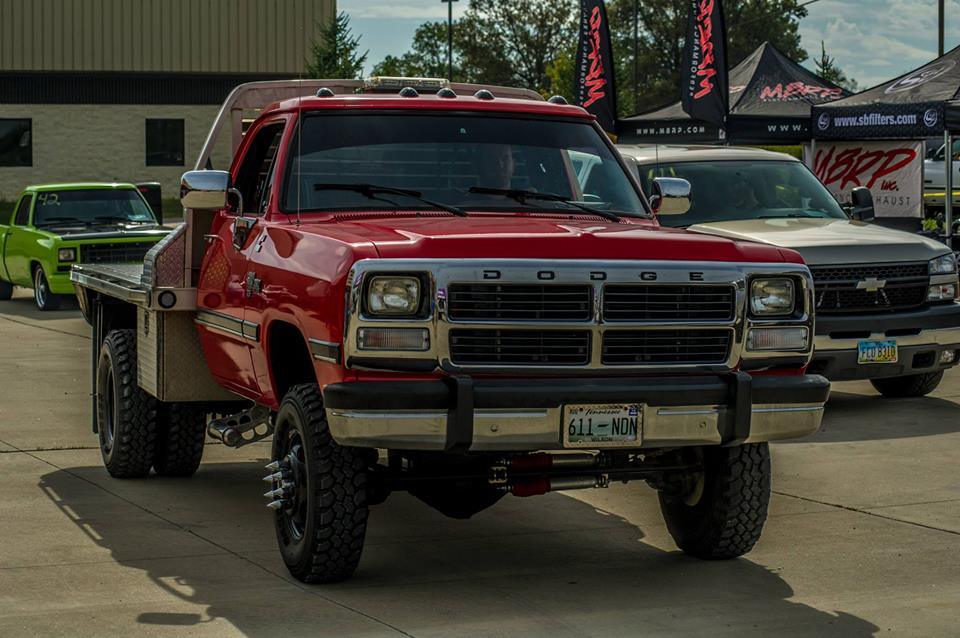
xmin=929 ymin=254 xmax=957 ymax=275
xmin=367 ymin=276 xmax=421 ymax=315
xmin=750 ymin=278 xmax=796 ymax=316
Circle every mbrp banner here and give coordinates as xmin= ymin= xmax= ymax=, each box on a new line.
xmin=813 ymin=102 xmax=944 ymax=140
xmin=681 ymin=0 xmax=728 ymax=126
xmin=575 ymin=0 xmax=617 ymax=134
xmin=807 ymin=140 xmax=923 ymax=217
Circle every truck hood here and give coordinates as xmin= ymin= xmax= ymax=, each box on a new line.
xmin=687 ymin=218 xmax=948 ymax=265
xmin=294 ymin=213 xmax=796 ymax=264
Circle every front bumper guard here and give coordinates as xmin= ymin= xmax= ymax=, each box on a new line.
xmin=323 ymin=374 xmax=830 ymax=452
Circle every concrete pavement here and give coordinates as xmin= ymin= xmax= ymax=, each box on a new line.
xmin=0 ymin=287 xmax=958 ymax=636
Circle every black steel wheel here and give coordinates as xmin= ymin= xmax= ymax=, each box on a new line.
xmin=33 ymin=266 xmax=61 ymax=311
xmin=97 ymin=329 xmax=157 ymax=478
xmin=658 ymin=443 xmax=771 ymax=560
xmin=270 ymin=384 xmax=369 ymax=583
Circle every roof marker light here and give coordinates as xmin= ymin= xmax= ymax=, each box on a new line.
xmin=437 ymin=87 xmax=457 ymax=99
xmin=474 ymin=89 xmax=495 ymax=100
xmin=548 ymin=95 xmax=568 ymax=105
xmin=315 ymin=87 xmax=335 ymax=97
xmin=399 ymin=86 xmax=420 ymax=98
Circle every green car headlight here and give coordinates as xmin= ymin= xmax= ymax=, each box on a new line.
xmin=58 ymin=248 xmax=77 ymax=262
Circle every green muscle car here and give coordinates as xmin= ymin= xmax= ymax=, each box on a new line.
xmin=0 ymin=183 xmax=169 ymax=310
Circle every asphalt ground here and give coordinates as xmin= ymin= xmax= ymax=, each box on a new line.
xmin=0 ymin=287 xmax=957 ymax=637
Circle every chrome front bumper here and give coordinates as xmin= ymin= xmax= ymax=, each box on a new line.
xmin=323 ymin=374 xmax=830 ymax=452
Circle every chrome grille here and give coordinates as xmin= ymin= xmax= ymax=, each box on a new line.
xmin=603 ymin=284 xmax=735 ymax=321
xmin=447 ymin=283 xmax=592 ymax=321
xmin=601 ymin=329 xmax=732 ymax=365
xmin=449 ymin=329 xmax=591 ymax=366
xmin=81 ymin=241 xmax=157 ymax=265
xmin=810 ymin=262 xmax=928 ymax=314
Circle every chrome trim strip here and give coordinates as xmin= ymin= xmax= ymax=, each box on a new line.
xmin=195 ymin=310 xmax=259 ymax=342
xmin=309 ymin=338 xmax=342 ymax=364
xmin=752 ymin=405 xmax=824 ymax=414
xmin=656 ymin=408 xmax=720 ymax=416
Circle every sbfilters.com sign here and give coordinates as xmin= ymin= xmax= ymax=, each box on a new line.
xmin=808 ymin=141 xmax=923 ymax=217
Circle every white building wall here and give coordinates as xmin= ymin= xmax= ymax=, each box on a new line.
xmin=0 ymin=104 xmax=235 ymax=203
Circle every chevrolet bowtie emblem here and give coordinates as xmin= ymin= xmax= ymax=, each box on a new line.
xmin=856 ymin=277 xmax=887 ymax=292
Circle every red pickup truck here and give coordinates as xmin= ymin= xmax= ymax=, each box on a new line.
xmin=71 ymin=78 xmax=829 ymax=583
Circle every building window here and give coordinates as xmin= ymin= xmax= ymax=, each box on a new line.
xmin=0 ymin=119 xmax=32 ymax=167
xmin=145 ymin=119 xmax=185 ymax=166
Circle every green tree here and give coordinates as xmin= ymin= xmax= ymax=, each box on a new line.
xmin=815 ymin=40 xmax=858 ymax=91
xmin=373 ymin=0 xmax=575 ymax=95
xmin=306 ymin=11 xmax=368 ymax=79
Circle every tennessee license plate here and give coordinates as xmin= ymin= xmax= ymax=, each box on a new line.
xmin=858 ymin=340 xmax=898 ymax=364
xmin=563 ymin=404 xmax=641 ymax=447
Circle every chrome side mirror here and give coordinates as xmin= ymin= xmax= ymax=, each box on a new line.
xmin=180 ymin=170 xmax=230 ymax=210
xmin=650 ymin=177 xmax=691 ymax=215
xmin=848 ymin=186 xmax=875 ymax=222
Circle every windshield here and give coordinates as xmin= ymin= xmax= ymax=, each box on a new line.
xmin=32 ymin=189 xmax=156 ymax=227
xmin=283 ymin=113 xmax=648 ymax=217
xmin=638 ymin=160 xmax=847 ymax=227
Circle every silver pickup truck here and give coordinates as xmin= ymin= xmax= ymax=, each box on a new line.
xmin=618 ymin=145 xmax=960 ymax=397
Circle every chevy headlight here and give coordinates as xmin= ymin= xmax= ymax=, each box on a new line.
xmin=58 ymin=248 xmax=76 ymax=262
xmin=750 ymin=278 xmax=795 ymax=316
xmin=366 ymin=276 xmax=422 ymax=315
xmin=929 ymin=254 xmax=957 ymax=275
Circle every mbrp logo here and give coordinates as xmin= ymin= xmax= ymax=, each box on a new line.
xmin=924 ymin=108 xmax=939 ymax=127
xmin=817 ymin=112 xmax=831 ymax=131
xmin=885 ymin=60 xmax=956 ymax=94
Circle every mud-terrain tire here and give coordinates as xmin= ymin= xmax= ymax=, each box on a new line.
xmin=659 ymin=443 xmax=771 ymax=560
xmin=0 ymin=279 xmax=12 ymax=300
xmin=153 ymin=403 xmax=207 ymax=477
xmin=97 ymin=329 xmax=157 ymax=478
xmin=870 ymin=371 xmax=944 ymax=398
xmin=271 ymin=384 xmax=369 ymax=583
xmin=33 ymin=266 xmax=61 ymax=311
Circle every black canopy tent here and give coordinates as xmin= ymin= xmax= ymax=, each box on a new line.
xmin=811 ymin=45 xmax=960 ymax=240
xmin=616 ymin=41 xmax=849 ymax=144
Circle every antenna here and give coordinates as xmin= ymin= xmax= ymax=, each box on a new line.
xmin=295 ymin=24 xmax=303 ymax=228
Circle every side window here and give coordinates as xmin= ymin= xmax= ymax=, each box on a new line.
xmin=233 ymin=123 xmax=285 ymax=215
xmin=0 ymin=119 xmax=32 ymax=167
xmin=13 ymin=195 xmax=33 ymax=226
xmin=145 ymin=119 xmax=185 ymax=166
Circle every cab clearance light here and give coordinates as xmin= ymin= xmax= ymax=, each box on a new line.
xmin=357 ymin=328 xmax=430 ymax=351
xmin=747 ymin=327 xmax=809 ymax=352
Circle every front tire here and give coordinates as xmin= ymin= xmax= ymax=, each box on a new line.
xmin=870 ymin=371 xmax=944 ymax=398
xmin=659 ymin=443 xmax=771 ymax=560
xmin=33 ymin=266 xmax=61 ymax=311
xmin=97 ymin=330 xmax=157 ymax=478
xmin=0 ymin=279 xmax=12 ymax=301
xmin=271 ymin=384 xmax=369 ymax=583
xmin=153 ymin=403 xmax=207 ymax=477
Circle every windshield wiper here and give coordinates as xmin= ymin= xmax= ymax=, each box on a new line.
xmin=36 ymin=216 xmax=87 ymax=226
xmin=313 ymin=183 xmax=467 ymax=217
xmin=468 ymin=186 xmax=622 ymax=222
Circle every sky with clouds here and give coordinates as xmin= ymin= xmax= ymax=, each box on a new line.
xmin=342 ymin=0 xmax=960 ymax=89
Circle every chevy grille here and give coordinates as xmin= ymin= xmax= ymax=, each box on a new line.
xmin=810 ymin=263 xmax=929 ymax=314
xmin=80 ymin=242 xmax=157 ymax=265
